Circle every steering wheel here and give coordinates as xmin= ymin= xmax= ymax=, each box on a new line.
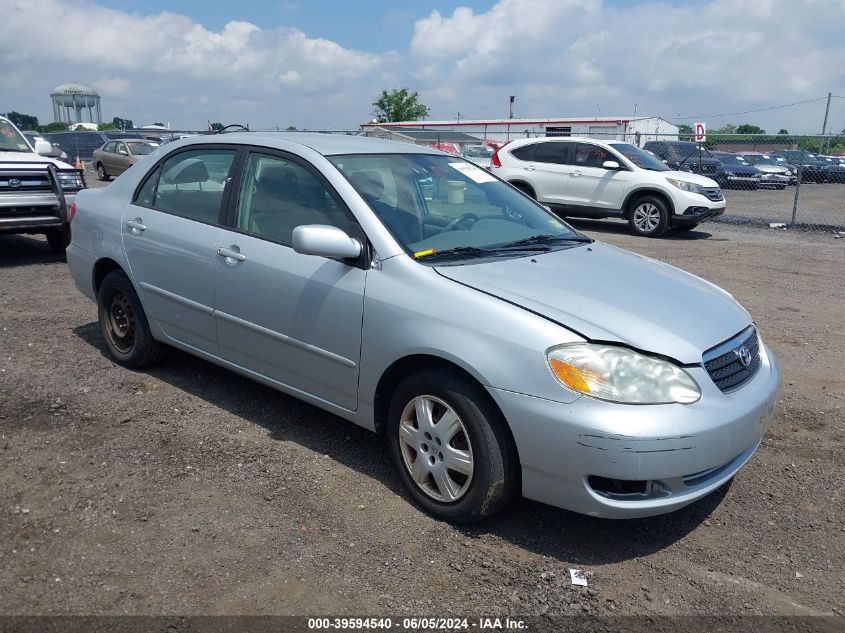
xmin=443 ymin=212 xmax=480 ymax=232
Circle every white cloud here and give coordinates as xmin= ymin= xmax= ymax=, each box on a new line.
xmin=409 ymin=0 xmax=845 ymax=132
xmin=0 ymin=0 xmax=386 ymax=128
xmin=0 ymin=0 xmax=843 ymax=132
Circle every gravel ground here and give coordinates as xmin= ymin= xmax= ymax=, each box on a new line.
xmin=721 ymin=182 xmax=845 ymax=227
xmin=1 ymin=217 xmax=844 ymax=621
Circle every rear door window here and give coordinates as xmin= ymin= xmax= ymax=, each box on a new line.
xmin=532 ymin=142 xmax=571 ymax=165
xmin=149 ymin=149 xmax=236 ymax=224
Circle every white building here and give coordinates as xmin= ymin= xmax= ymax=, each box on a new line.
xmin=360 ymin=116 xmax=678 ymax=146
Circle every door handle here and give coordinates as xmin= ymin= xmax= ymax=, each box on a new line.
xmin=570 ymin=170 xmax=582 ymax=177
xmin=217 ymin=246 xmax=246 ymax=262
xmin=524 ymin=164 xmax=536 ymax=171
xmin=125 ymin=218 xmax=146 ymax=232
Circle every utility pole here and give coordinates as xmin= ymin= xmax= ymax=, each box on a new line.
xmin=509 ymin=96 xmax=515 ymax=119
xmin=821 ymin=92 xmax=832 ymax=153
xmin=455 ymin=112 xmax=462 ymax=123
xmin=821 ymin=92 xmax=832 ymax=135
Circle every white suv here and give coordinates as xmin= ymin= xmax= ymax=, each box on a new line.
xmin=491 ymin=137 xmax=725 ymax=237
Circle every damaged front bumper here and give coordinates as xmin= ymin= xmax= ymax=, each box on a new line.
xmin=488 ymin=343 xmax=782 ymax=519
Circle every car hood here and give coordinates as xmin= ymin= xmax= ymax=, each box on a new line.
xmin=723 ymin=165 xmax=760 ymax=175
xmin=661 ymin=170 xmax=721 ymax=188
xmin=435 ymin=242 xmax=752 ymax=364
xmin=755 ymin=165 xmax=790 ymax=173
xmin=0 ymin=151 xmax=73 ymax=169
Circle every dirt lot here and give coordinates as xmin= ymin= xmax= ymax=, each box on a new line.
xmin=1 ymin=218 xmax=844 ymax=622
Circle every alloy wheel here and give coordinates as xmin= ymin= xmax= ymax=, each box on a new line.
xmin=398 ymin=395 xmax=474 ymax=503
xmin=633 ymin=202 xmax=661 ymax=232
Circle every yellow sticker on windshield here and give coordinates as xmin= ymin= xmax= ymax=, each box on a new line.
xmin=413 ymin=249 xmax=436 ymax=258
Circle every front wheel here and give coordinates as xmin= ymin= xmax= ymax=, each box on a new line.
xmin=387 ymin=369 xmax=519 ymax=523
xmin=45 ymin=227 xmax=71 ymax=254
xmin=97 ymin=271 xmax=164 ymax=367
xmin=629 ymin=196 xmax=670 ymax=237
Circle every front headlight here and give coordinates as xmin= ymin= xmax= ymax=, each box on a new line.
xmin=546 ymin=343 xmax=701 ymax=404
xmin=57 ymin=172 xmax=84 ymax=190
xmin=665 ymin=177 xmax=701 ymax=194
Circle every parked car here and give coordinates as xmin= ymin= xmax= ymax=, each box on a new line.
xmin=22 ymin=131 xmax=70 ymax=163
xmin=816 ymin=155 xmax=845 ymax=183
xmin=92 ymin=138 xmax=160 ymax=181
xmin=709 ymin=152 xmax=762 ymax=190
xmin=771 ymin=150 xmax=827 ymax=183
xmin=491 ymin=137 xmax=725 ymax=237
xmin=738 ymin=152 xmax=794 ymax=187
xmin=0 ymin=116 xmax=85 ymax=253
xmin=642 ymin=140 xmax=725 ymax=180
xmin=66 ymin=133 xmax=780 ymax=523
xmin=461 ymin=144 xmax=495 ymax=169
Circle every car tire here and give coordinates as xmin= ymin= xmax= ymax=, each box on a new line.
xmin=96 ymin=163 xmax=110 ymax=181
xmin=45 ymin=227 xmax=71 ymax=254
xmin=629 ymin=195 xmax=670 ymax=238
xmin=97 ymin=270 xmax=164 ymax=368
xmin=510 ymin=181 xmax=536 ymax=199
xmin=387 ymin=368 xmax=519 ymax=524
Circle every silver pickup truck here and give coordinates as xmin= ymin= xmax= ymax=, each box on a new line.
xmin=1 ymin=116 xmax=86 ymax=253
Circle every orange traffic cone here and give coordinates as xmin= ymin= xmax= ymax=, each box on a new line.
xmin=75 ymin=156 xmax=83 ymax=170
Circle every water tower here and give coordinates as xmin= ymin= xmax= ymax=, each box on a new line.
xmin=50 ymin=83 xmax=102 ymax=125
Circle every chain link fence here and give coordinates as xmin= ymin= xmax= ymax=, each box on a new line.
xmin=68 ymin=126 xmax=845 ymax=229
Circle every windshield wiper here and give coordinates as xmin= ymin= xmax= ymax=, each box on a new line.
xmin=417 ymin=246 xmax=494 ymax=261
xmin=500 ymin=234 xmax=593 ymax=249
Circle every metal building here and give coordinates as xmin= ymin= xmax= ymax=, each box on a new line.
xmin=360 ymin=116 xmax=679 ymax=146
xmin=50 ymin=83 xmax=102 ymax=125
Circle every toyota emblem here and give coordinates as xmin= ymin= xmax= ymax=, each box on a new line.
xmin=8 ymin=178 xmax=21 ymax=188
xmin=736 ymin=346 xmax=752 ymax=367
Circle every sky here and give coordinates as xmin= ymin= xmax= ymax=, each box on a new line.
xmin=2 ymin=0 xmax=844 ymax=133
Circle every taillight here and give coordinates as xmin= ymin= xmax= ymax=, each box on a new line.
xmin=491 ymin=149 xmax=502 ymax=168
xmin=68 ymin=201 xmax=77 ymax=222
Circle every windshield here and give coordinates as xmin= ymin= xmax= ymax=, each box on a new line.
xmin=715 ymin=154 xmax=750 ymax=166
xmin=608 ymin=143 xmax=670 ymax=171
xmin=328 ymin=154 xmax=586 ymax=263
xmin=0 ymin=119 xmax=32 ymax=152
xmin=463 ymin=145 xmax=494 ymax=158
xmin=127 ymin=141 xmax=158 ymax=155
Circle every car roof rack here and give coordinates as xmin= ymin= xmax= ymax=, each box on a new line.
xmin=213 ymin=124 xmax=250 ymax=135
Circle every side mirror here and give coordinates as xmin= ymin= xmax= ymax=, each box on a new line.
xmin=602 ymin=160 xmax=621 ymax=170
xmin=118 ymin=149 xmax=128 ymax=156
xmin=292 ymin=224 xmax=362 ymax=259
xmin=34 ymin=139 xmax=53 ymax=156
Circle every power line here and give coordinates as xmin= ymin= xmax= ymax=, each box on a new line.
xmin=675 ymin=96 xmax=829 ymax=120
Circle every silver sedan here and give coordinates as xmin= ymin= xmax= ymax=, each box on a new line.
xmin=66 ymin=133 xmax=781 ymax=523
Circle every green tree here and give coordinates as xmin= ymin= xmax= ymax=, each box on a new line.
xmin=210 ymin=122 xmax=224 ymax=132
xmin=713 ymin=124 xmax=737 ymax=134
xmin=5 ymin=111 xmax=39 ymax=131
xmin=736 ymin=124 xmax=766 ymax=135
xmin=677 ymin=124 xmax=693 ymax=140
xmin=98 ymin=122 xmax=118 ymax=131
xmin=372 ymin=88 xmax=430 ymax=123
xmin=112 ymin=117 xmax=133 ymax=130
xmin=778 ymin=128 xmax=789 ymax=135
xmin=285 ymin=126 xmax=297 ymax=131
xmin=40 ymin=121 xmax=69 ymax=132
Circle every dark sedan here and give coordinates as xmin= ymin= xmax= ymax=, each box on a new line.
xmin=710 ymin=152 xmax=762 ymax=190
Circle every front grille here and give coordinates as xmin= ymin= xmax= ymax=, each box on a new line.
xmin=0 ymin=172 xmax=52 ymax=193
xmin=699 ymin=187 xmax=724 ymax=201
xmin=703 ymin=326 xmax=761 ymax=392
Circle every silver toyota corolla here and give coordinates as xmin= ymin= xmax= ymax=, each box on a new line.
xmin=66 ymin=133 xmax=781 ymax=523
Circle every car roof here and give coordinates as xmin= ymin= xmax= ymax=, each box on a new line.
xmin=110 ymin=138 xmax=156 ymax=143
xmin=178 ymin=132 xmax=443 ymax=156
